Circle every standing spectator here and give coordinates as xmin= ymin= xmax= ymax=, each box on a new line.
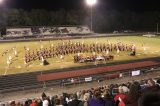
xmin=42 ymin=92 xmax=47 ymax=99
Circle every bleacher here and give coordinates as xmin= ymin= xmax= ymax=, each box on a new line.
xmin=6 ymin=28 xmax=33 ymax=37
xmin=5 ymin=26 xmax=91 ymax=37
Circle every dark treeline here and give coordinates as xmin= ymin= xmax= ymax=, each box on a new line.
xmin=0 ymin=8 xmax=160 ymax=33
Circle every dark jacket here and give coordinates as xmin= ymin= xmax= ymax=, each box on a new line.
xmin=104 ymin=98 xmax=115 ymax=106
xmin=68 ymin=99 xmax=82 ymax=106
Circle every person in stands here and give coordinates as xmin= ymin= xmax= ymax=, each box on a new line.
xmin=138 ymin=92 xmax=160 ymax=106
xmin=122 ymin=81 xmax=141 ymax=106
xmin=68 ymin=94 xmax=82 ymax=106
xmin=89 ymin=91 xmax=105 ymax=106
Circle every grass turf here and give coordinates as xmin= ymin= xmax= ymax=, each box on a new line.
xmin=0 ymin=36 xmax=160 ymax=75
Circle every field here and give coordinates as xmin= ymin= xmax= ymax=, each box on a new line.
xmin=0 ymin=36 xmax=160 ymax=75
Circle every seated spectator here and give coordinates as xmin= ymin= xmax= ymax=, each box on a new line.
xmin=114 ymin=86 xmax=129 ymax=106
xmin=68 ymin=94 xmax=82 ymax=106
xmin=103 ymin=90 xmax=115 ymax=106
xmin=78 ymin=93 xmax=90 ymax=106
xmin=10 ymin=101 xmax=16 ymax=106
xmin=89 ymin=91 xmax=105 ymax=106
xmin=143 ymin=79 xmax=160 ymax=93
xmin=42 ymin=97 xmax=49 ymax=106
xmin=37 ymin=99 xmax=42 ymax=106
xmin=61 ymin=93 xmax=68 ymax=106
xmin=25 ymin=99 xmax=32 ymax=106
xmin=138 ymin=92 xmax=160 ymax=106
xmin=30 ymin=99 xmax=38 ymax=106
xmin=122 ymin=81 xmax=141 ymax=106
xmin=157 ymin=79 xmax=160 ymax=83
xmin=54 ymin=98 xmax=63 ymax=106
xmin=79 ymin=90 xmax=86 ymax=101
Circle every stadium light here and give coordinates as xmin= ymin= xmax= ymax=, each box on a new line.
xmin=86 ymin=0 xmax=97 ymax=32
xmin=86 ymin=0 xmax=97 ymax=6
xmin=0 ymin=0 xmax=3 ymax=4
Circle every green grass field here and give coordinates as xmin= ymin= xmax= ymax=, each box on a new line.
xmin=0 ymin=36 xmax=160 ymax=75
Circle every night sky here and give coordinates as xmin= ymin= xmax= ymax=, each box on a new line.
xmin=2 ymin=0 xmax=160 ymax=12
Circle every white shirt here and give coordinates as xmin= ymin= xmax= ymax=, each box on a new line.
xmin=43 ymin=100 xmax=49 ymax=106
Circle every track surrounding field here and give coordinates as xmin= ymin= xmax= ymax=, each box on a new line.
xmin=37 ymin=61 xmax=160 ymax=81
xmin=0 ymin=58 xmax=160 ymax=94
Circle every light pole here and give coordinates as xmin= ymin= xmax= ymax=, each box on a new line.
xmin=86 ymin=0 xmax=97 ymax=32
xmin=0 ymin=0 xmax=4 ymax=37
xmin=157 ymin=23 xmax=159 ymax=34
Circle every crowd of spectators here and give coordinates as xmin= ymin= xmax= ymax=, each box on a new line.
xmin=1 ymin=78 xmax=160 ymax=106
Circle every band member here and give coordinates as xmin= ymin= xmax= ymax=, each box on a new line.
xmin=40 ymin=56 xmax=44 ymax=65
xmin=117 ymin=48 xmax=120 ymax=54
xmin=8 ymin=55 xmax=12 ymax=61
xmin=7 ymin=58 xmax=11 ymax=67
xmin=106 ymin=50 xmax=109 ymax=55
xmin=14 ymin=50 xmax=17 ymax=57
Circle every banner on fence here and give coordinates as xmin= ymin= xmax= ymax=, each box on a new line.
xmin=132 ymin=70 xmax=141 ymax=76
xmin=85 ymin=77 xmax=92 ymax=82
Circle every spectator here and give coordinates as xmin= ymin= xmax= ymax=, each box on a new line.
xmin=30 ymin=99 xmax=37 ymax=106
xmin=42 ymin=92 xmax=47 ymax=99
xmin=89 ymin=91 xmax=105 ymax=106
xmin=103 ymin=90 xmax=114 ymax=106
xmin=114 ymin=86 xmax=129 ymax=106
xmin=78 ymin=93 xmax=90 ymax=106
xmin=68 ymin=94 xmax=82 ymax=106
xmin=37 ymin=99 xmax=42 ymax=106
xmin=123 ymin=81 xmax=141 ymax=106
xmin=157 ymin=79 xmax=160 ymax=85
xmin=79 ymin=90 xmax=86 ymax=100
xmin=47 ymin=96 xmax=52 ymax=106
xmin=114 ymin=86 xmax=128 ymax=100
xmin=143 ymin=79 xmax=160 ymax=93
xmin=50 ymin=96 xmax=55 ymax=106
xmin=61 ymin=93 xmax=69 ymax=106
xmin=138 ymin=92 xmax=160 ymax=106
xmin=43 ymin=97 xmax=49 ymax=106
xmin=54 ymin=98 xmax=62 ymax=106
xmin=10 ymin=101 xmax=16 ymax=106
xmin=25 ymin=99 xmax=32 ymax=106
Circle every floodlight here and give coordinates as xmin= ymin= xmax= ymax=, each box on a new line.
xmin=86 ymin=0 xmax=97 ymax=6
xmin=0 ymin=0 xmax=3 ymax=4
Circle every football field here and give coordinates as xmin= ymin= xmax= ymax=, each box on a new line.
xmin=0 ymin=36 xmax=160 ymax=75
